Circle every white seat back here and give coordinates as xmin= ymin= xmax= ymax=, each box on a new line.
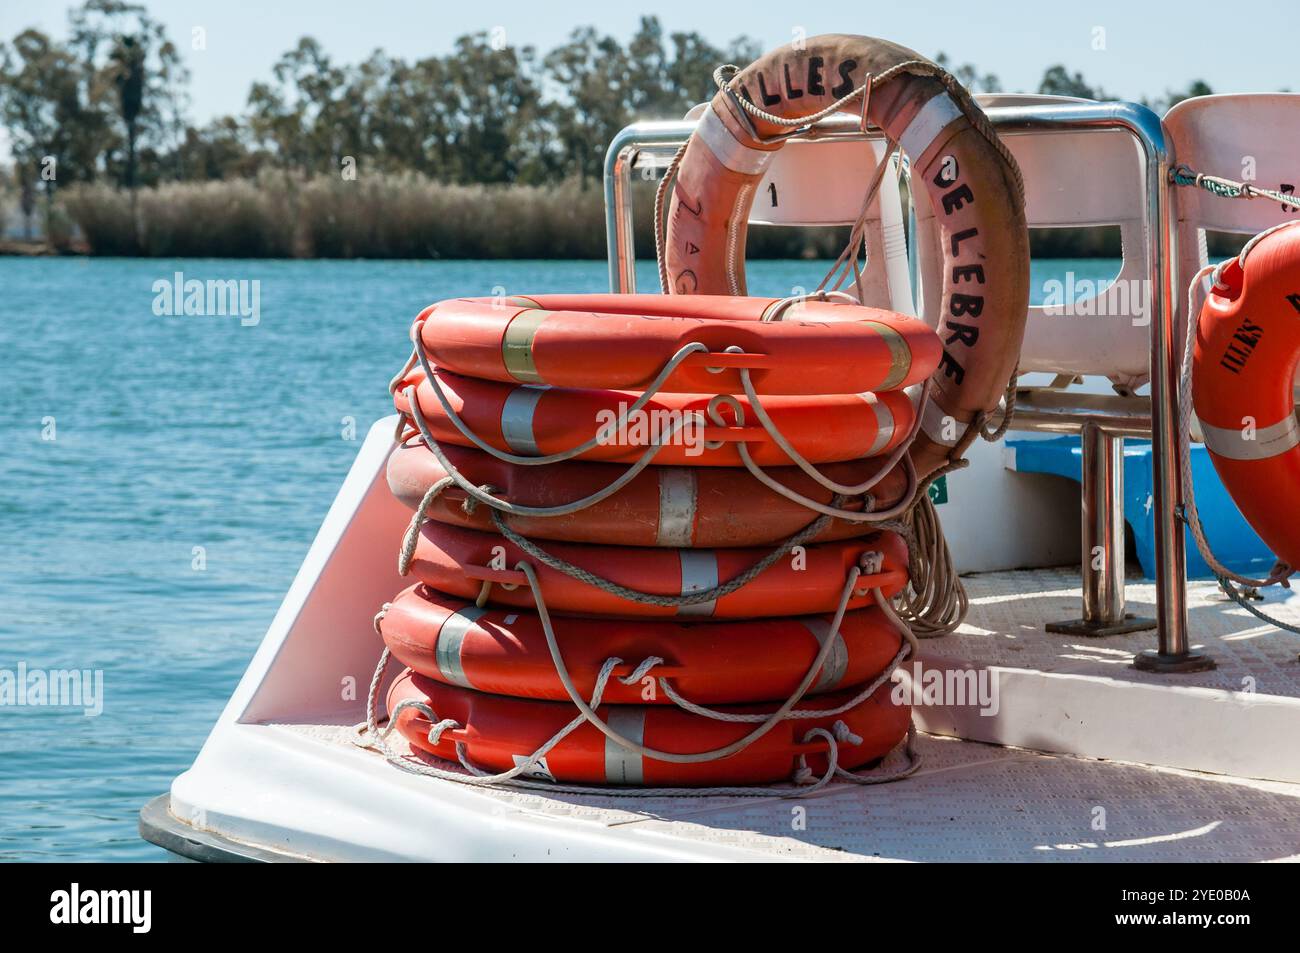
xmin=1164 ymin=94 xmax=1300 ymax=335
xmin=680 ymin=103 xmax=914 ymax=315
xmin=912 ymin=93 xmax=1153 ymax=389
xmin=753 ymin=137 xmax=912 ymax=313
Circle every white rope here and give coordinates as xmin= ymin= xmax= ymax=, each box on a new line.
xmin=1178 ymin=259 xmax=1293 ymax=589
xmin=509 ymin=560 xmax=873 ymax=762
xmin=659 ymin=584 xmax=917 ymax=722
xmin=411 ymin=330 xmax=709 ymax=467
xmin=404 ymin=381 xmax=689 ymax=518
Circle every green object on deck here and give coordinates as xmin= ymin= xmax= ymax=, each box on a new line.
xmin=928 ymin=476 xmax=948 ymax=506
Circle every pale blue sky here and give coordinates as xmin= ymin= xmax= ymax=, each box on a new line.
xmin=1 ymin=0 xmax=1294 ymax=124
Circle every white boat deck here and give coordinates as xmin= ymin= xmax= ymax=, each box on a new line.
xmin=235 ymin=568 xmax=1300 ymax=863
xmin=275 ymin=719 xmax=1300 ymax=863
xmin=934 ymin=570 xmax=1300 ymax=695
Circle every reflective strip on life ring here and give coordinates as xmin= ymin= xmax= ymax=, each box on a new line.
xmin=1192 ymin=223 xmax=1300 ymax=569
xmin=404 ymin=521 xmax=910 ymax=619
xmin=664 ymin=34 xmax=1030 ymax=478
xmin=1199 ymin=414 xmax=1300 ymax=461
xmin=416 ymin=292 xmax=940 ymax=395
xmin=388 ymin=668 xmax=912 ymax=786
xmin=385 ymin=441 xmax=909 ymax=547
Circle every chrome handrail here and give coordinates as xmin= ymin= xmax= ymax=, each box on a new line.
xmin=601 ymin=101 xmax=1210 ymax=671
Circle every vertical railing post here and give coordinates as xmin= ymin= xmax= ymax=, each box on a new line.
xmin=1128 ymin=105 xmax=1215 ymax=672
xmin=1048 ymin=423 xmax=1154 ymax=635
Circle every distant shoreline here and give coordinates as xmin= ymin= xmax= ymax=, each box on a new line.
xmin=7 ymin=174 xmax=1150 ymax=260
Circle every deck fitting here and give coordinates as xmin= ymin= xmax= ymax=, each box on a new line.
xmin=1132 ymin=648 xmax=1217 ymax=673
xmin=1045 ymin=613 xmax=1157 ymax=637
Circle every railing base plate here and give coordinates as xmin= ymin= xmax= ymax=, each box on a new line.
xmin=1132 ymin=648 xmax=1217 ymax=673
xmin=1046 ymin=614 xmax=1157 ymax=637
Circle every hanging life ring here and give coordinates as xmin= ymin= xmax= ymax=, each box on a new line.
xmin=662 ymin=33 xmax=1030 ymax=479
xmin=1192 ymin=224 xmax=1300 ymax=570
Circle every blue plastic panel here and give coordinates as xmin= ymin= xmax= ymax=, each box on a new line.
xmin=1006 ymin=435 xmax=1275 ymax=579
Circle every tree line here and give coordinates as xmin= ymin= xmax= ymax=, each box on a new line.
xmin=0 ymin=1 xmax=1216 ymax=254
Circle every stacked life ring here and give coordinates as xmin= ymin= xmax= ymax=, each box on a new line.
xmin=367 ymin=289 xmax=944 ymax=790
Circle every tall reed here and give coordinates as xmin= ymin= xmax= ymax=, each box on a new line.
xmin=54 ymin=173 xmax=846 ymax=260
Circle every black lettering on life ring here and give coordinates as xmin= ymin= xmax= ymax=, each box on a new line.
xmin=675 ymin=270 xmax=699 ymax=294
xmin=757 ymin=71 xmax=781 ymax=107
xmin=952 ymin=264 xmax=985 ymax=284
xmin=783 ymin=64 xmax=804 ymax=99
xmin=950 ymin=294 xmax=984 ymax=318
xmin=945 ymin=322 xmax=980 ymax=347
xmin=949 ymin=228 xmax=978 ymax=256
xmin=1287 ymin=292 xmax=1300 ymax=313
xmin=1218 ymin=317 xmax=1263 ymax=373
xmin=830 ymin=59 xmax=858 ymax=98
xmin=806 ymin=57 xmax=825 ymax=95
xmin=941 ymin=184 xmax=975 ymax=215
xmin=938 ymin=350 xmax=965 ymax=385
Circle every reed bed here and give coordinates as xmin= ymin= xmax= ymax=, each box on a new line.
xmin=51 ymin=174 xmax=847 ymax=260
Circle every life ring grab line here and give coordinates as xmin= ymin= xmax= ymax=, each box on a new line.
xmin=1181 ymin=252 xmax=1295 ymax=593
xmin=397 ymin=384 xmax=919 ymax=600
xmin=358 ymin=562 xmax=921 ymax=792
xmin=381 ymin=587 xmax=886 ymax=697
xmin=480 ymin=504 xmax=897 ymax=611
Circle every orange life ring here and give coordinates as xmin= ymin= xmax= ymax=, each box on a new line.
xmin=386 ymin=440 xmax=909 ymax=547
xmin=415 ymin=293 xmax=939 ymax=395
xmin=393 ymin=365 xmax=918 ymax=467
xmin=387 ymin=668 xmax=910 ymax=786
xmin=664 ymin=34 xmax=1029 ymax=477
xmin=1192 ymin=225 xmax=1300 ymax=569
xmin=405 ymin=521 xmax=909 ymax=619
xmin=380 ymin=584 xmax=903 ymax=704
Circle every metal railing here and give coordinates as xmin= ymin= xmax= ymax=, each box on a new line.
xmin=601 ymin=101 xmax=1215 ymax=673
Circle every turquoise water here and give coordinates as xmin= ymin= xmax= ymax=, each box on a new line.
xmin=0 ymin=256 xmax=1117 ymax=861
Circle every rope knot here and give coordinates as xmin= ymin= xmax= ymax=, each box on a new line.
xmin=618 ymin=656 xmax=664 ymax=685
xmin=832 ymin=720 xmax=863 ymax=746
xmin=859 ymin=550 xmax=884 ymax=576
xmin=792 ymin=755 xmax=815 ymax=786
xmin=426 ymin=718 xmax=460 ymax=747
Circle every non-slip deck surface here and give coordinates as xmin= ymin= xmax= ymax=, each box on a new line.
xmin=282 ymin=569 xmax=1300 ymax=862
xmin=931 ymin=570 xmax=1300 ymax=696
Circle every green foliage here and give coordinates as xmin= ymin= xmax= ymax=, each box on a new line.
xmin=1037 ymin=64 xmax=1108 ymax=100
xmin=0 ymin=5 xmax=1237 ymax=256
